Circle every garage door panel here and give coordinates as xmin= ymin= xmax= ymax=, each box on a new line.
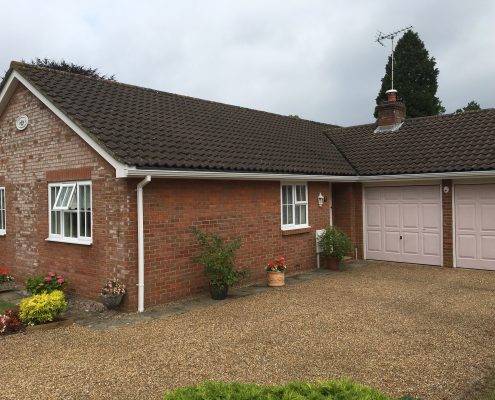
xmin=480 ymin=236 xmax=495 ymax=260
xmin=384 ymin=204 xmax=400 ymax=228
xmin=423 ymin=233 xmax=440 ymax=256
xmin=457 ymin=204 xmax=476 ymax=231
xmin=423 ymin=204 xmax=441 ymax=229
xmin=365 ymin=187 xmax=381 ymax=200
xmin=403 ymin=232 xmax=419 ymax=254
xmin=422 ymin=186 xmax=440 ymax=200
xmin=402 ymin=204 xmax=419 ymax=228
xmin=384 ymin=188 xmax=401 ymax=200
xmin=457 ymin=235 xmax=477 ymax=259
xmin=367 ymin=231 xmax=382 ymax=252
xmin=480 ymin=205 xmax=495 ymax=231
xmin=455 ymin=185 xmax=475 ymax=199
xmin=385 ymin=231 xmax=401 ymax=253
xmin=366 ymin=204 xmax=381 ymax=227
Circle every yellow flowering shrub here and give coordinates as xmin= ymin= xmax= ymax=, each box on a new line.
xmin=19 ymin=290 xmax=67 ymax=325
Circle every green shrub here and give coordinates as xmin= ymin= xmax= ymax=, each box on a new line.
xmin=192 ymin=228 xmax=249 ymax=287
xmin=318 ymin=226 xmax=353 ymax=261
xmin=19 ymin=290 xmax=67 ymax=325
xmin=163 ymin=380 xmax=394 ymax=400
xmin=26 ymin=271 xmax=68 ymax=295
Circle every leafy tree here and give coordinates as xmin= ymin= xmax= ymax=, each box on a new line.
xmin=456 ymin=100 xmax=481 ymax=113
xmin=27 ymin=58 xmax=115 ymax=80
xmin=376 ymin=30 xmax=445 ymax=118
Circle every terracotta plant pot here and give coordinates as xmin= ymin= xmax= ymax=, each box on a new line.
xmin=267 ymin=271 xmax=285 ymax=287
xmin=209 ymin=283 xmax=229 ymax=300
xmin=324 ymin=256 xmax=340 ymax=271
xmin=100 ymin=294 xmax=124 ymax=309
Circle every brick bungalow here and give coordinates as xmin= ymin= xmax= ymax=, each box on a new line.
xmin=1 ymin=62 xmax=494 ymax=311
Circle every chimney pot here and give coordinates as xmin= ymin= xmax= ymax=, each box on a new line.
xmin=386 ymin=89 xmax=397 ymax=102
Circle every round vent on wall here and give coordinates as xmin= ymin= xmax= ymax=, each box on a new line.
xmin=16 ymin=115 xmax=29 ymax=131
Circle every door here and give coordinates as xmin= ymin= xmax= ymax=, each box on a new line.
xmin=365 ymin=186 xmax=442 ymax=265
xmin=455 ymin=184 xmax=495 ymax=270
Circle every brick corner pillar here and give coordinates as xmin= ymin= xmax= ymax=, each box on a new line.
xmin=332 ymin=182 xmax=364 ymax=259
xmin=442 ymin=179 xmax=454 ymax=267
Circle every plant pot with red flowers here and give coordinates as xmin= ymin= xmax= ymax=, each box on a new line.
xmin=266 ymin=256 xmax=287 ymax=287
xmin=100 ymin=279 xmax=126 ymax=309
xmin=0 ymin=268 xmax=15 ymax=292
xmin=317 ymin=226 xmax=353 ymax=271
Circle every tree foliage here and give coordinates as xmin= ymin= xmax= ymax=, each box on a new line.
xmin=28 ymin=58 xmax=115 ymax=80
xmin=456 ymin=100 xmax=481 ymax=113
xmin=376 ymin=30 xmax=444 ymax=118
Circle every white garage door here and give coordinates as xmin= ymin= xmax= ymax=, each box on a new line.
xmin=365 ymin=186 xmax=442 ymax=265
xmin=455 ymin=184 xmax=495 ymax=270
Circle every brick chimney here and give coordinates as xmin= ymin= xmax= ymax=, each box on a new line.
xmin=374 ymin=89 xmax=406 ymax=132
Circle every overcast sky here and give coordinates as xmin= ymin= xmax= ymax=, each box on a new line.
xmin=1 ymin=1 xmax=494 ymax=126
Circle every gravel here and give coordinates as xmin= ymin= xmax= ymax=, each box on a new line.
xmin=2 ymin=262 xmax=495 ymax=400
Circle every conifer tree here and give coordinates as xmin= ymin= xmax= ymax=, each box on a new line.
xmin=376 ymin=30 xmax=444 ymax=117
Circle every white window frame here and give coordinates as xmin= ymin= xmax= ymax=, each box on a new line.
xmin=280 ymin=182 xmax=309 ymax=230
xmin=47 ymin=181 xmax=92 ymax=245
xmin=0 ymin=187 xmax=5 ymax=236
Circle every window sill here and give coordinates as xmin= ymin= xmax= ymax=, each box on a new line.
xmin=0 ymin=231 xmax=5 ymax=237
xmin=45 ymin=236 xmax=92 ymax=246
xmin=281 ymin=226 xmax=311 ymax=236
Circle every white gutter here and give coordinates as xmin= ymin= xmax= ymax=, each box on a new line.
xmin=124 ymin=168 xmax=495 ymax=182
xmin=137 ymin=175 xmax=151 ymax=312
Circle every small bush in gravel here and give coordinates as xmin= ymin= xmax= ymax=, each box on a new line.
xmin=0 ymin=309 xmax=22 ymax=334
xmin=26 ymin=272 xmax=68 ymax=295
xmin=163 ymin=380 xmax=393 ymax=399
xmin=19 ymin=290 xmax=67 ymax=325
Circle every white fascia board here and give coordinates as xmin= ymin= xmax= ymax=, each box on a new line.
xmin=4 ymin=72 xmax=129 ymax=178
xmin=126 ymin=168 xmax=495 ymax=182
xmin=125 ymin=168 xmax=360 ymax=182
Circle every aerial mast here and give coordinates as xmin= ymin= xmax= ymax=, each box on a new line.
xmin=376 ymin=26 xmax=413 ymax=91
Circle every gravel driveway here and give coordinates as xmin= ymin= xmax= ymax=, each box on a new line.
xmin=2 ymin=261 xmax=495 ymax=400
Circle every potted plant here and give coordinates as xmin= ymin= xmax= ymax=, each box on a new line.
xmin=318 ymin=226 xmax=352 ymax=270
xmin=193 ymin=228 xmax=249 ymax=300
xmin=0 ymin=268 xmax=15 ymax=292
xmin=265 ymin=256 xmax=287 ymax=287
xmin=100 ymin=279 xmax=126 ymax=309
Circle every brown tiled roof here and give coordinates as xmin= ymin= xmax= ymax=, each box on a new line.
xmin=10 ymin=62 xmax=355 ymax=176
xmin=326 ymin=109 xmax=495 ymax=175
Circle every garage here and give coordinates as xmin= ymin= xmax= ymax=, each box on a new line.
xmin=364 ymin=186 xmax=442 ymax=265
xmin=455 ymin=184 xmax=495 ymax=270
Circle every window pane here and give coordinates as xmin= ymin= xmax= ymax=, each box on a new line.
xmin=282 ymin=186 xmax=287 ymax=205
xmin=54 ymin=184 xmax=76 ymax=210
xmin=79 ymin=186 xmax=85 ymax=210
xmin=300 ymin=204 xmax=307 ymax=225
xmin=85 ymin=212 xmax=91 ymax=236
xmin=85 ymin=186 xmax=91 ymax=210
xmin=296 ymin=185 xmax=306 ymax=202
xmin=282 ymin=205 xmax=287 ymax=225
xmin=79 ymin=211 xmax=86 ymax=237
xmin=287 ymin=204 xmax=293 ymax=224
xmin=295 ymin=204 xmax=301 ymax=225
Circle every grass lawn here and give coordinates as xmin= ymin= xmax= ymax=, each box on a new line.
xmin=0 ymin=299 xmax=15 ymax=314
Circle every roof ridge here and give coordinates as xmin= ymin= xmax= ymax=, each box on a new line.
xmin=11 ymin=60 xmax=340 ymax=129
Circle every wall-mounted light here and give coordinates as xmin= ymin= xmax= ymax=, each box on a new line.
xmin=443 ymin=186 xmax=450 ymax=194
xmin=317 ymin=192 xmax=325 ymax=207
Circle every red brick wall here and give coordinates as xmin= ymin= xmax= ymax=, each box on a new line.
xmin=332 ymin=182 xmax=363 ymax=259
xmin=442 ymin=179 xmax=453 ymax=267
xmin=0 ymin=85 xmax=136 ymax=306
xmin=138 ymin=179 xmax=332 ymax=307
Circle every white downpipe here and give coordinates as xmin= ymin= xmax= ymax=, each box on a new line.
xmin=137 ymin=175 xmax=151 ymax=312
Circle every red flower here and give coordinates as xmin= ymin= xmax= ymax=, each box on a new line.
xmin=57 ymin=278 xmax=64 ymax=284
xmin=48 ymin=272 xmax=55 ymax=277
xmin=44 ymin=276 xmax=52 ymax=282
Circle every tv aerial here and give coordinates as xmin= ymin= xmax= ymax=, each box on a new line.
xmin=376 ymin=26 xmax=413 ymax=91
